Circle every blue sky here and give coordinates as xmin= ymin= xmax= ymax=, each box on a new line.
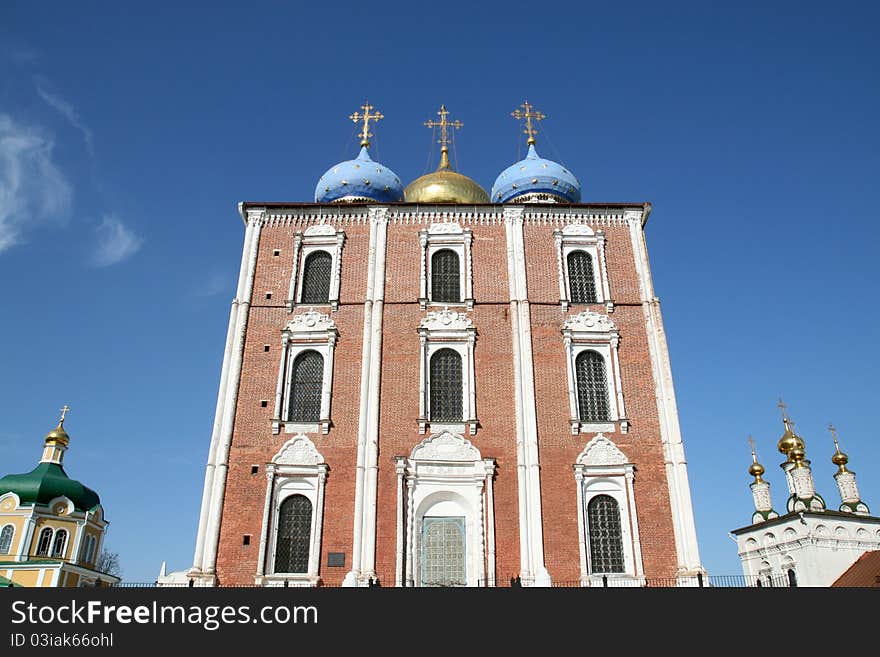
xmin=1 ymin=1 xmax=878 ymax=582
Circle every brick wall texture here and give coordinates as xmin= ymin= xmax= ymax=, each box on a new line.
xmin=213 ymin=208 xmax=682 ymax=586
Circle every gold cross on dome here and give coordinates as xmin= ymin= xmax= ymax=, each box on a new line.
xmin=748 ymin=435 xmax=757 ymax=461
xmin=59 ymin=404 xmax=71 ymax=424
xmin=829 ymin=423 xmax=840 ymax=448
xmin=424 ymin=105 xmax=463 ymax=151
xmin=512 ymin=100 xmax=546 ymax=145
xmin=349 ymin=102 xmax=384 ymax=147
xmin=777 ymin=398 xmax=789 ymax=421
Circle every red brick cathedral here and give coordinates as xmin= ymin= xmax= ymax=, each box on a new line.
xmin=186 ymin=102 xmax=705 ymax=586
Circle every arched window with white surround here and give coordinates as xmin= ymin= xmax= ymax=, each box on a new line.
xmin=418 ymin=223 xmax=474 ymax=310
xmin=36 ymin=528 xmax=53 ymax=556
xmin=51 ymin=529 xmax=68 ymax=558
xmin=431 ymin=249 xmax=461 ymax=304
xmin=573 ymin=434 xmax=643 ymax=586
xmin=287 ymin=350 xmax=323 ymax=422
xmin=430 ymin=349 xmax=463 ymax=422
xmin=0 ymin=525 xmax=14 ymax=554
xmin=575 ymin=350 xmax=610 ymax=422
xmin=273 ymin=311 xmax=338 ymax=435
xmin=563 ymin=311 xmax=628 ymax=434
xmin=256 ymin=435 xmax=328 ymax=587
xmin=567 ymin=251 xmax=597 ymax=304
xmin=274 ymin=494 xmax=313 ymax=574
xmin=299 ymin=251 xmax=332 ymax=305
xmin=587 ymin=495 xmax=624 ymax=574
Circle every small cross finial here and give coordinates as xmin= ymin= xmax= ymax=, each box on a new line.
xmin=59 ymin=404 xmax=70 ymax=425
xmin=424 ymin=104 xmax=464 ymax=153
xmin=829 ymin=423 xmax=840 ymax=449
xmin=349 ymin=102 xmax=384 ymax=148
xmin=748 ymin=435 xmax=757 ymax=462
xmin=777 ymin=398 xmax=789 ymax=421
xmin=511 ymin=100 xmax=546 ymax=145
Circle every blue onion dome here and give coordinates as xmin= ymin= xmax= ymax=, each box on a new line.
xmin=315 ymin=146 xmax=404 ymax=203
xmin=491 ymin=144 xmax=581 ymax=204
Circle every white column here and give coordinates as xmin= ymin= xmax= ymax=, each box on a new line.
xmin=346 ymin=211 xmax=379 ymax=587
xmin=419 ymin=230 xmax=428 ymax=309
xmin=256 ymin=468 xmax=275 ymax=580
xmin=16 ymin=514 xmax=36 ymax=562
xmin=192 ymin=210 xmax=263 ymax=580
xmin=553 ymin=230 xmax=568 ymax=310
xmin=273 ymin=338 xmax=290 ymax=432
xmin=331 ymin=232 xmax=345 ymax=310
xmin=417 ymin=333 xmax=427 ymax=430
xmin=628 ymin=215 xmax=703 ymax=576
xmin=405 ymin=477 xmax=415 ymax=587
xmin=70 ymin=520 xmax=85 ymax=565
xmin=395 ymin=459 xmax=406 ymax=587
xmin=563 ymin=336 xmax=578 ymax=433
xmin=611 ymin=336 xmax=627 ymax=421
xmin=484 ymin=461 xmax=496 ymax=587
xmin=574 ymin=469 xmax=588 ymax=583
xmin=287 ymin=232 xmax=303 ymax=309
xmin=464 ymin=229 xmax=474 ymax=309
xmin=309 ymin=467 xmax=328 ymax=580
xmin=320 ymin=335 xmax=337 ymax=433
xmin=361 ymin=208 xmax=388 ymax=580
xmin=475 ymin=481 xmax=486 ymax=587
xmin=625 ymin=468 xmax=644 ymax=578
xmin=597 ymin=231 xmax=612 ymax=308
xmin=467 ymin=331 xmax=477 ymax=434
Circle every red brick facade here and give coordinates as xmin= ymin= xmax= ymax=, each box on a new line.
xmin=209 ymin=204 xmax=688 ymax=586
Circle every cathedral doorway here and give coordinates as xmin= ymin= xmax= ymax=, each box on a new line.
xmin=421 ymin=516 xmax=466 ymax=586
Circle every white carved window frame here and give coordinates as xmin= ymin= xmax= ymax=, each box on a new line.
xmin=562 ymin=310 xmax=628 ymax=434
xmin=272 ymin=310 xmax=338 ymax=435
xmin=419 ymin=223 xmax=474 ymax=310
xmin=256 ymin=435 xmax=328 ymax=587
xmin=418 ymin=308 xmax=478 ymax=436
xmin=554 ymin=224 xmax=612 ymax=313
xmin=395 ymin=431 xmax=496 ymax=587
xmin=287 ymin=224 xmax=345 ymax=311
xmin=573 ymin=434 xmax=644 ymax=586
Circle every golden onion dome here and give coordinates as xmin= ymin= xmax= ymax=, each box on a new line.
xmin=404 ymin=149 xmax=489 ymax=204
xmin=45 ymin=422 xmax=70 ymax=447
xmin=777 ymin=418 xmax=804 ymax=457
xmin=830 ymin=426 xmax=849 ymax=471
xmin=748 ymin=460 xmax=765 ymax=479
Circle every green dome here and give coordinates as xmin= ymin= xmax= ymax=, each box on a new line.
xmin=0 ymin=462 xmax=100 ymax=512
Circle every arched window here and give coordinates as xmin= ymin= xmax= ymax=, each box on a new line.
xmin=421 ymin=517 xmax=466 ymax=587
xmin=36 ymin=528 xmax=53 ymax=556
xmin=430 ymin=349 xmax=463 ymax=422
xmin=51 ymin=529 xmax=68 ymax=558
xmin=567 ymin=251 xmax=597 ymax=304
xmin=575 ymin=351 xmax=610 ymax=422
xmin=0 ymin=525 xmax=14 ymax=554
xmin=787 ymin=568 xmax=797 ymax=587
xmin=81 ymin=535 xmax=96 ymax=563
xmin=300 ymin=251 xmax=332 ymax=304
xmin=288 ymin=351 xmax=324 ymax=422
xmin=431 ymin=249 xmax=460 ymax=303
xmin=587 ymin=495 xmax=624 ymax=574
xmin=274 ymin=495 xmax=312 ymax=574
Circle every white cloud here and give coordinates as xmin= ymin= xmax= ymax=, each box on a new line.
xmin=35 ymin=81 xmax=94 ymax=156
xmin=91 ymin=214 xmax=143 ymax=267
xmin=0 ymin=114 xmax=72 ymax=252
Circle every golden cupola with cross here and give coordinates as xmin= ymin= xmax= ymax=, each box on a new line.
xmin=405 ymin=105 xmax=489 ymax=204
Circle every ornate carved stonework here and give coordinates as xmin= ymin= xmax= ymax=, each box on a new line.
xmin=273 ymin=434 xmax=324 ymax=465
xmin=428 ymin=222 xmax=463 ymax=235
xmin=562 ymin=223 xmax=595 ymax=236
xmin=419 ymin=308 xmax=472 ymax=332
xmin=835 ymin=471 xmax=861 ymax=503
xmin=304 ymin=224 xmax=338 ymax=236
xmin=576 ymin=434 xmax=628 ymax=466
xmin=411 ymin=431 xmax=481 ymax=462
xmin=563 ymin=310 xmax=616 ymax=334
xmin=751 ymin=481 xmax=773 ymax=512
xmin=284 ymin=310 xmax=336 ymax=333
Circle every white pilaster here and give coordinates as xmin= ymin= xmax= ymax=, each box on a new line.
xmin=255 ymin=469 xmax=274 ymax=578
xmin=395 ymin=458 xmax=406 ymax=587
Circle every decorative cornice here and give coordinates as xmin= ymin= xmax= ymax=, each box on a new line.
xmin=272 ymin=434 xmax=324 ymax=466
xmin=283 ymin=310 xmax=336 ymax=334
xmin=410 ymin=430 xmax=481 ymax=462
xmin=561 ymin=223 xmax=596 ymax=236
xmin=427 ymin=222 xmax=463 ymax=235
xmin=303 ymin=224 xmax=338 ymax=236
xmin=576 ymin=434 xmax=629 ymax=466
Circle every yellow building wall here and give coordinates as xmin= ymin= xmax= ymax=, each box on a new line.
xmin=10 ymin=569 xmax=41 ymax=587
xmin=31 ymin=518 xmax=79 ymax=559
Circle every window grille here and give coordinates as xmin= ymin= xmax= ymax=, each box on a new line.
xmin=0 ymin=525 xmax=13 ymax=554
xmin=575 ymin=350 xmax=610 ymax=422
xmin=274 ymin=494 xmax=312 ymax=574
xmin=300 ymin=251 xmax=332 ymax=304
xmin=587 ymin=495 xmax=624 ymax=573
xmin=568 ymin=250 xmax=597 ymax=304
xmin=430 ymin=349 xmax=463 ymax=422
xmin=421 ymin=517 xmax=466 ymax=587
xmin=36 ymin=528 xmax=53 ymax=556
xmin=288 ymin=351 xmax=323 ymax=422
xmin=51 ymin=529 xmax=67 ymax=558
xmin=431 ymin=249 xmax=461 ymax=303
